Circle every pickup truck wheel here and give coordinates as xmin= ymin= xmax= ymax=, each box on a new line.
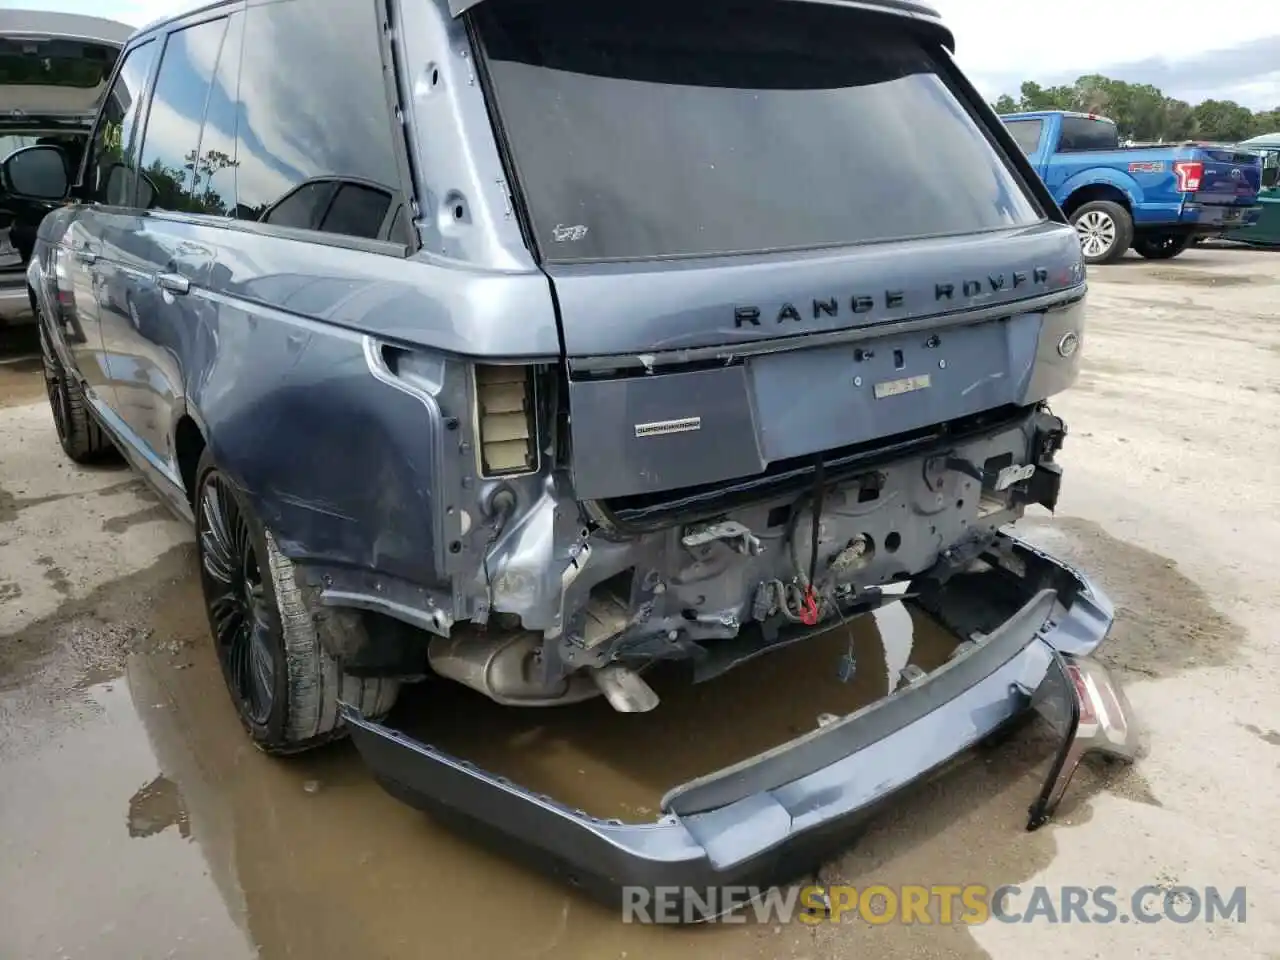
xmin=1070 ymin=201 xmax=1133 ymax=264
xmin=194 ymin=449 xmax=400 ymax=754
xmin=1133 ymin=234 xmax=1191 ymax=260
xmin=38 ymin=320 xmax=115 ymax=464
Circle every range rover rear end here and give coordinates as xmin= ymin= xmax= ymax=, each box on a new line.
xmin=315 ymin=0 xmax=1134 ymax=908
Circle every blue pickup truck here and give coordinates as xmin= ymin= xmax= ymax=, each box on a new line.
xmin=1002 ymin=111 xmax=1263 ymax=263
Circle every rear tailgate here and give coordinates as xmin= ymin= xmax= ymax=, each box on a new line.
xmin=0 ymin=11 xmax=129 ymax=288
xmin=548 ymin=226 xmax=1084 ymax=500
xmin=1188 ymin=145 xmax=1263 ymax=206
xmin=0 ymin=11 xmax=128 ymax=121
xmin=476 ymin=0 xmax=1084 ymax=501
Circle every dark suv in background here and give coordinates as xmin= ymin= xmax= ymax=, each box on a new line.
xmin=9 ymin=0 xmax=1136 ymax=905
xmin=0 ymin=10 xmax=131 ymax=326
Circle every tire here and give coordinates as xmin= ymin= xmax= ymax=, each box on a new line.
xmin=38 ymin=318 xmax=116 ymax=464
xmin=1069 ymin=200 xmax=1134 ymax=265
xmin=194 ymin=448 xmax=399 ymax=754
xmin=1133 ymin=233 xmax=1191 ymax=260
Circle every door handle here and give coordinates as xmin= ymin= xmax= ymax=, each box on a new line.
xmin=156 ymin=272 xmax=190 ymax=295
xmin=74 ymin=249 xmax=97 ymax=264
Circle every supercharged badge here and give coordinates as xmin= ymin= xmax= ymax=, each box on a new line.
xmin=873 ymin=374 xmax=931 ymax=399
xmin=634 ymin=416 xmax=702 ymax=438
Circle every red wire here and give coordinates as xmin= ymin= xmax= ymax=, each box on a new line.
xmin=800 ymin=586 xmax=820 ymax=626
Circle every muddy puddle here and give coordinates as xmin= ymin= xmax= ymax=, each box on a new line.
xmin=0 ymin=326 xmax=43 ymax=409
xmin=1095 ymin=264 xmax=1269 ymax=288
xmin=397 ymin=600 xmax=959 ymax=820
xmin=0 ymin=542 xmax=974 ymax=960
xmin=0 ymin=355 xmax=44 ymax=409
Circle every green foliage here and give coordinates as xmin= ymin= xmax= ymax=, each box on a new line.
xmin=140 ymin=148 xmax=239 ymax=216
xmin=992 ymin=75 xmax=1280 ymax=143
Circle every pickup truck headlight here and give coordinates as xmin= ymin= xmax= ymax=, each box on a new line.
xmin=473 ymin=364 xmax=539 ymax=477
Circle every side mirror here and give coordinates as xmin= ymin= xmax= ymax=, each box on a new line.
xmin=1263 ymin=167 xmax=1279 ymax=189
xmin=1 ymin=144 xmax=69 ymax=201
xmin=102 ymin=162 xmax=159 ymax=209
xmin=104 ymin=163 xmax=134 ymax=206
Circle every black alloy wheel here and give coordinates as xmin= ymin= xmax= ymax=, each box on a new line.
xmin=198 ymin=470 xmax=278 ymax=727
xmin=39 ymin=323 xmax=71 ymax=445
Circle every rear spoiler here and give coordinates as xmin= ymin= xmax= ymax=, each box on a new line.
xmin=447 ymin=0 xmax=955 ymax=49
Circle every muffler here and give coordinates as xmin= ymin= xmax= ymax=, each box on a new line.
xmin=427 ymin=629 xmax=660 ymax=712
xmin=427 ymin=629 xmax=601 ymax=707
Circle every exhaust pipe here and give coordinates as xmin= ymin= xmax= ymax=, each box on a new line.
xmin=591 ymin=663 xmax=660 ymax=713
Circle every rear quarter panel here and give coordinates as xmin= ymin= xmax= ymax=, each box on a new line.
xmin=162 ymin=220 xmax=559 ymax=594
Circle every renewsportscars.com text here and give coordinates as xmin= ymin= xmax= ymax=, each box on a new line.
xmin=621 ymin=884 xmax=1249 ymax=925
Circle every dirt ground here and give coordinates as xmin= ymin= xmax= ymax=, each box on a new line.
xmin=1 ymin=245 xmax=1278 ymax=959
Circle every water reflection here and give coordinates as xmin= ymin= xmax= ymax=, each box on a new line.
xmin=122 ymin=559 xmax=960 ymax=958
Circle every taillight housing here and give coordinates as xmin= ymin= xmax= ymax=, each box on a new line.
xmin=52 ymin=246 xmax=75 ymax=309
xmin=1173 ymin=160 xmax=1203 ymax=193
xmin=473 ymin=364 xmax=539 ymax=477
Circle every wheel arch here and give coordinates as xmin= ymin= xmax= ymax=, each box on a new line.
xmin=1061 ymin=178 xmax=1138 ymax=217
xmin=174 ymin=412 xmax=208 ymax=510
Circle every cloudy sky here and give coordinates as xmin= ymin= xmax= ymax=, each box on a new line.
xmin=7 ymin=0 xmax=1280 ymax=109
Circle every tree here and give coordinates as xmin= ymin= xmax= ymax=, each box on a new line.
xmin=1019 ymin=81 xmax=1077 ymax=111
xmin=1192 ymin=99 xmax=1258 ymax=142
xmin=184 ymin=148 xmax=238 ymax=216
xmin=138 ymin=149 xmax=239 ymax=216
xmin=1164 ymin=99 xmax=1195 ymax=141
xmin=992 ymin=75 xmax=1277 ymax=143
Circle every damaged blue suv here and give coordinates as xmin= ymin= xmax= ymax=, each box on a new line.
xmin=13 ymin=0 xmax=1137 ymax=911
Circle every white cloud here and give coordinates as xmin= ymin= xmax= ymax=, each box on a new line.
xmin=935 ymin=0 xmax=1280 ymax=108
xmin=13 ymin=0 xmax=1280 ymax=109
xmin=939 ymin=0 xmax=1257 ymax=75
xmin=7 ymin=0 xmax=194 ymax=29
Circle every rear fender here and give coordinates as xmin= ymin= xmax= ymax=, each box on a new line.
xmin=1062 ymin=169 xmax=1141 ymax=211
xmin=187 ymin=296 xmax=473 ymax=606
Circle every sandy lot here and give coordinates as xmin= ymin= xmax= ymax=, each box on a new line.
xmin=1 ymin=246 xmax=1278 ymax=959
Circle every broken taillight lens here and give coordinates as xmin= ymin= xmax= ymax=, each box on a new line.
xmin=474 ymin=364 xmax=538 ymax=477
xmin=1173 ymin=160 xmax=1203 ymax=192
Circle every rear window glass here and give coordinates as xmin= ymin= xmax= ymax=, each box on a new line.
xmin=1059 ymin=116 xmax=1119 ymax=152
xmin=0 ymin=39 xmax=115 ymax=88
xmin=0 ymin=39 xmax=118 ymax=122
xmin=475 ymin=0 xmax=1040 ymax=263
xmin=1004 ymin=119 xmax=1044 ymax=155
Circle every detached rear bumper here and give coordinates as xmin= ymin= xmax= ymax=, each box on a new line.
xmin=342 ymin=530 xmax=1137 ymax=911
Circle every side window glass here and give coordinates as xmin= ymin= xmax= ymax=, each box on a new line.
xmin=1059 ymin=117 xmax=1118 ymax=152
xmin=191 ymin=13 xmax=244 ymax=217
xmin=1004 ymin=120 xmax=1043 ymax=156
xmin=1260 ymin=151 xmax=1279 ymax=189
xmin=234 ymin=0 xmax=407 ymax=243
xmin=262 ymin=181 xmax=337 ymax=229
xmin=136 ymin=17 xmax=230 ymax=213
xmin=321 ymin=183 xmax=393 ymax=238
xmin=88 ymin=39 xmax=159 ymax=206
